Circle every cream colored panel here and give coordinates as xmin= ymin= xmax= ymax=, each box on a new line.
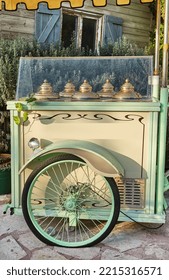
xmin=22 ymin=111 xmax=149 ymax=178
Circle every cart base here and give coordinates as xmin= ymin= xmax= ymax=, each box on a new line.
xmin=4 ymin=204 xmax=166 ymax=224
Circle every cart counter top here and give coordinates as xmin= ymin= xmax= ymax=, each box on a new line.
xmin=7 ymin=100 xmax=161 ymax=112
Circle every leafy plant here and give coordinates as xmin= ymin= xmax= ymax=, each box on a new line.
xmin=0 ymin=110 xmax=10 ymax=153
xmin=147 ymin=1 xmax=166 ymax=66
xmin=13 ymin=95 xmax=37 ymax=125
xmin=99 ymin=36 xmax=145 ymax=56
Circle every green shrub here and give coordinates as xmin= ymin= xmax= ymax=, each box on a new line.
xmin=0 ymin=36 xmax=146 ymax=108
xmin=100 ymin=37 xmax=145 ymax=56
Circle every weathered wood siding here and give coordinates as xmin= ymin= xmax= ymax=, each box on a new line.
xmin=81 ymin=0 xmax=153 ymax=46
xmin=0 ymin=4 xmax=35 ymax=39
xmin=0 ymin=1 xmax=153 ymax=46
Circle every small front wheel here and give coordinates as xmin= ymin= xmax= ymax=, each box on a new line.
xmin=22 ymin=154 xmax=120 ymax=247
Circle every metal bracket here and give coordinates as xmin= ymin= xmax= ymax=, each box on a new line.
xmin=148 ymin=75 xmax=160 ymax=86
xmin=3 ymin=204 xmax=14 ymax=215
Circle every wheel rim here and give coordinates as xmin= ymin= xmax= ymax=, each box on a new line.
xmin=26 ymin=159 xmax=117 ymax=247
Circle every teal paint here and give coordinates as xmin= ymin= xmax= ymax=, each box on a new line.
xmin=156 ymin=87 xmax=168 ymax=214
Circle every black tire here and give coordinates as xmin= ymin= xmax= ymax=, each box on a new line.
xmin=22 ymin=154 xmax=120 ymax=247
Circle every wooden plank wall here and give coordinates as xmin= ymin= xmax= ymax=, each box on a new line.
xmin=81 ymin=0 xmax=153 ymax=46
xmin=0 ymin=0 xmax=153 ymax=46
xmin=0 ymin=4 xmax=35 ymax=40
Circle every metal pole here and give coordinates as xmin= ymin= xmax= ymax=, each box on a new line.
xmin=156 ymin=0 xmax=169 ymax=214
xmin=154 ymin=0 xmax=161 ymax=75
xmin=162 ymin=0 xmax=169 ymax=87
xmin=153 ymin=0 xmax=161 ymax=99
xmin=156 ymin=87 xmax=168 ymax=214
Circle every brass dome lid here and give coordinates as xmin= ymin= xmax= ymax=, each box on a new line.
xmin=59 ymin=80 xmax=75 ymax=97
xmin=72 ymin=80 xmax=99 ymax=99
xmin=121 ymin=79 xmax=134 ymax=92
xmin=98 ymin=79 xmax=115 ymax=98
xmin=35 ymin=80 xmax=59 ymax=100
xmin=114 ymin=79 xmax=142 ymax=99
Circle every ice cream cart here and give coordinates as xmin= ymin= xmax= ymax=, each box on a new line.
xmin=4 ymin=0 xmax=169 ymax=248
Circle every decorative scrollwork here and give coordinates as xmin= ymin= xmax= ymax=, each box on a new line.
xmin=34 ymin=112 xmax=144 ymax=123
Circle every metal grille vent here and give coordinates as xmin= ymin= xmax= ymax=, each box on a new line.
xmin=115 ymin=178 xmax=145 ymax=209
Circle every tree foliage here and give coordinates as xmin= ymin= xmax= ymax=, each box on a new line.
xmin=148 ymin=1 xmax=165 ymax=57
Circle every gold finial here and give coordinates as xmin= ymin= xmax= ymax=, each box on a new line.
xmin=59 ymin=80 xmax=75 ymax=97
xmin=114 ymin=79 xmax=142 ymax=99
xmin=72 ymin=80 xmax=99 ymax=99
xmin=120 ymin=79 xmax=134 ymax=92
xmin=79 ymin=80 xmax=92 ymax=93
xmin=39 ymin=80 xmax=53 ymax=95
xmin=98 ymin=79 xmax=115 ymax=98
xmin=35 ymin=80 xmax=59 ymax=100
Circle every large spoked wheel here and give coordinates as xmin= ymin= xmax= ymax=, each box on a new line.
xmin=22 ymin=154 xmax=120 ymax=247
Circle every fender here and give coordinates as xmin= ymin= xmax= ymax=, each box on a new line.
xmin=19 ymin=140 xmax=124 ymax=177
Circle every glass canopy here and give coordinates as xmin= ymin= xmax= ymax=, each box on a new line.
xmin=16 ymin=56 xmax=153 ymax=100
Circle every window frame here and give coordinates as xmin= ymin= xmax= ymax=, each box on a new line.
xmin=62 ymin=8 xmax=103 ymax=52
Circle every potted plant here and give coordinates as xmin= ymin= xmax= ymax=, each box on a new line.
xmin=0 ymin=43 xmax=13 ymax=195
xmin=0 ymin=104 xmax=11 ymax=196
xmin=0 ymin=153 xmax=11 ymax=195
xmin=0 ymin=109 xmax=11 ymax=196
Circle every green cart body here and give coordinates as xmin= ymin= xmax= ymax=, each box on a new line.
xmin=5 ymin=53 xmax=169 ymax=247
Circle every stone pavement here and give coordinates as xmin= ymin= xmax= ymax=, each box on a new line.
xmin=1 ymin=194 xmax=169 ymax=260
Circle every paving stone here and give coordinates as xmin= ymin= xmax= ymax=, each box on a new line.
xmin=101 ymin=249 xmax=139 ymax=260
xmin=103 ymin=231 xmax=144 ymax=252
xmin=0 ymin=206 xmax=29 ymax=235
xmin=17 ymin=232 xmax=46 ymax=251
xmin=1 ymin=203 xmax=169 ymax=260
xmin=55 ymin=246 xmax=101 ymax=259
xmin=0 ymin=235 xmax=27 ymax=260
xmin=101 ymin=248 xmax=121 ymax=259
xmin=31 ymin=248 xmax=67 ymax=260
xmin=144 ymin=243 xmax=169 ymax=260
xmin=124 ymin=247 xmax=145 ymax=259
xmin=145 ymin=220 xmax=169 ymax=237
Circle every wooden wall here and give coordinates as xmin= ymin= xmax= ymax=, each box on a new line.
xmin=81 ymin=0 xmax=153 ymax=46
xmin=0 ymin=4 xmax=35 ymax=40
xmin=0 ymin=0 xmax=153 ymax=46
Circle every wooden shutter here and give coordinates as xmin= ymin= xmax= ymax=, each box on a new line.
xmin=35 ymin=4 xmax=61 ymax=44
xmin=103 ymin=15 xmax=123 ymax=45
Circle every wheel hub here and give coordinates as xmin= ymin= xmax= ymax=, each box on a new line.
xmin=64 ymin=197 xmax=77 ymax=211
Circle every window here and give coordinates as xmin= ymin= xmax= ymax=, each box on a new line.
xmin=61 ymin=10 xmax=102 ymax=52
xmin=35 ymin=4 xmax=123 ymax=49
xmin=61 ymin=13 xmax=78 ymax=48
xmin=81 ymin=18 xmax=96 ymax=51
